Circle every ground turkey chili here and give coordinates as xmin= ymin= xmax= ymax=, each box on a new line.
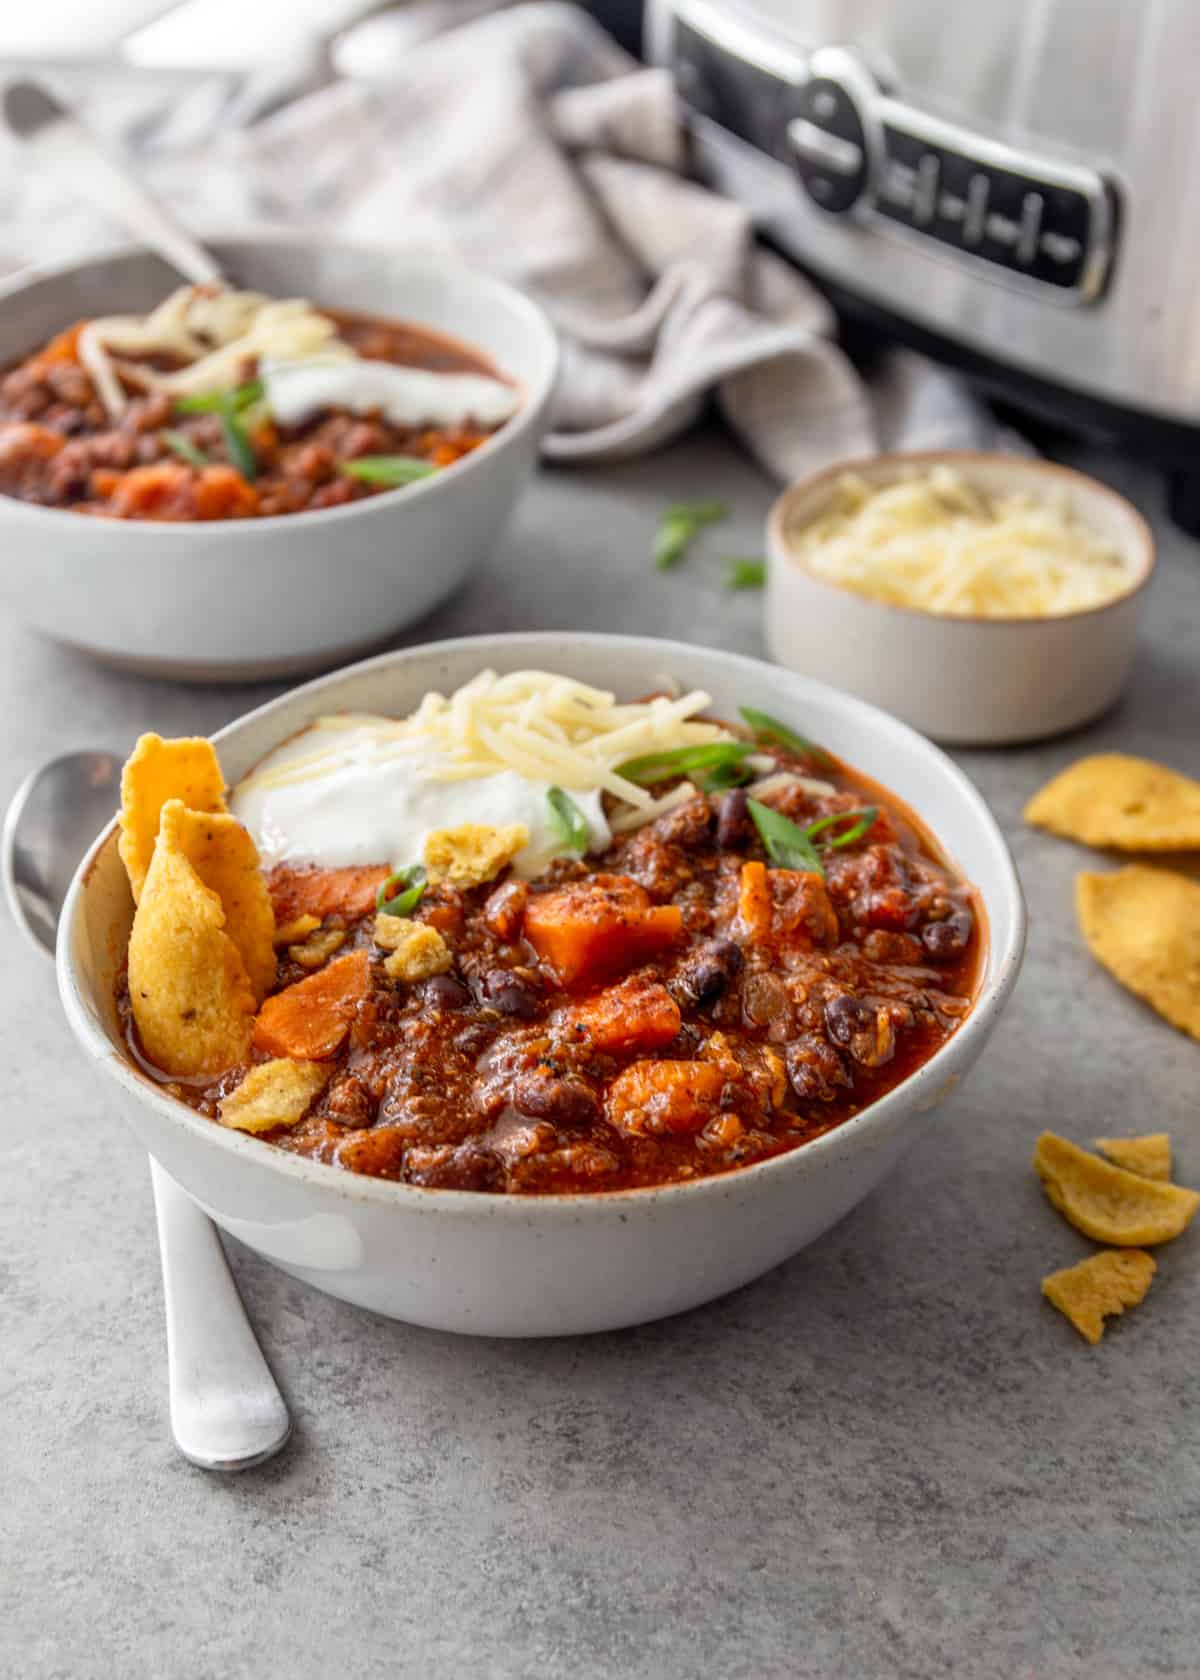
xmin=0 ymin=287 xmax=517 ymax=521
xmin=119 ymin=696 xmax=982 ymax=1195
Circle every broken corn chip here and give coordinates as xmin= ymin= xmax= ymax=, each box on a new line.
xmin=423 ymin=823 xmax=528 ymax=888
xmin=217 ymin=1058 xmax=331 ymax=1134
xmin=157 ymin=801 xmax=275 ymax=1004
xmin=1042 ymin=1248 xmax=1156 ymax=1344
xmin=1025 ymin=754 xmax=1200 ymax=851
xmin=1094 ymin=1133 xmax=1171 ymax=1182
xmin=119 ymin=732 xmax=227 ymax=902
xmin=1032 ymin=1132 xmax=1199 ymax=1246
xmin=378 ymin=918 xmax=452 ymax=982
xmin=128 ymin=831 xmax=256 ymax=1078
xmin=1076 ymin=866 xmax=1200 ymax=1042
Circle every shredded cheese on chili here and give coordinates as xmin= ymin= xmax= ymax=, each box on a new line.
xmin=77 ymin=286 xmax=350 ymax=419
xmin=784 ymin=466 xmax=1133 ymax=618
xmin=236 ymin=669 xmax=733 ymax=828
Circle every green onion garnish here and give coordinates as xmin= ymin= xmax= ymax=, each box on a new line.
xmin=700 ymin=760 xmax=754 ymax=793
xmin=653 ymin=499 xmax=728 ymax=570
xmin=546 ymin=786 xmax=589 ymax=853
xmin=747 ymin=798 xmax=825 ymax=876
xmin=160 ymin=429 xmax=209 ymax=468
xmin=217 ymin=402 xmax=257 ymax=481
xmin=376 ymin=865 xmax=427 ymax=918
xmin=175 ymin=378 xmax=264 ymax=415
xmin=725 ymin=558 xmax=766 ymax=590
xmin=739 ymin=706 xmax=832 ymax=767
xmin=617 ymin=741 xmax=754 ymax=786
xmin=803 ymin=807 xmax=878 ymax=850
xmin=341 ymin=456 xmax=438 ymax=487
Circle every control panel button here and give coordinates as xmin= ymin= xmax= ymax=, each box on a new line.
xmin=876 ymin=118 xmax=1106 ymax=292
xmin=785 ymin=75 xmax=870 ymax=213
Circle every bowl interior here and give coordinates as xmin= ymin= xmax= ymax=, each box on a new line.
xmin=63 ymin=634 xmax=1024 ymax=1147
xmin=0 ymin=237 xmax=558 ymax=402
xmin=770 ymin=450 xmax=1154 ymax=619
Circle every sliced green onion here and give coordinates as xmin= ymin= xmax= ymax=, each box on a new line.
xmin=804 ymin=806 xmax=878 ymax=850
xmin=175 ymin=377 xmax=264 ymax=415
xmin=341 ymin=455 xmax=437 ymax=487
xmin=617 ymin=741 xmax=754 ymax=786
xmin=218 ymin=402 xmax=257 ymax=481
xmin=160 ymin=429 xmax=209 ymax=468
xmin=376 ymin=865 xmax=427 ymax=918
xmin=699 ymin=759 xmax=754 ymax=793
xmin=747 ymin=798 xmax=824 ymax=877
xmin=546 ymin=786 xmax=589 ymax=853
xmin=739 ymin=705 xmax=832 ymax=767
xmin=662 ymin=499 xmax=728 ymax=523
xmin=653 ymin=499 xmax=728 ymax=570
xmin=725 ymin=558 xmax=766 ymax=590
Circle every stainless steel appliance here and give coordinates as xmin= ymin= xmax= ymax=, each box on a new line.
xmin=646 ymin=0 xmax=1200 ymax=516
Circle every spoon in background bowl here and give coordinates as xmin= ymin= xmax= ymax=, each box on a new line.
xmin=1 ymin=79 xmax=226 ymax=287
xmin=3 ymin=753 xmax=291 ymax=1471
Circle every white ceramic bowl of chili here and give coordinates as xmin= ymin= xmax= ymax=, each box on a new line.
xmin=0 ymin=237 xmax=558 ymax=681
xmin=765 ymin=451 xmax=1155 ymax=746
xmin=57 ymin=632 xmax=1025 ymax=1337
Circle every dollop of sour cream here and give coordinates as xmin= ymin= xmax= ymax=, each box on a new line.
xmin=261 ymin=356 xmax=521 ymax=431
xmin=231 ymin=718 xmax=610 ymax=881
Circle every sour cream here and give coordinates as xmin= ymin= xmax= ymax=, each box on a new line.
xmin=231 ymin=718 xmax=610 ymax=881
xmin=261 ymin=355 xmax=521 ymax=431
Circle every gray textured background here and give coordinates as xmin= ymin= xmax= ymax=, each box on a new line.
xmin=3 ymin=428 xmax=1198 ymax=1678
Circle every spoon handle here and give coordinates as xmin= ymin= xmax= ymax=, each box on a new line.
xmin=150 ymin=1159 xmax=291 ymax=1471
xmin=2 ymin=81 xmax=224 ymax=288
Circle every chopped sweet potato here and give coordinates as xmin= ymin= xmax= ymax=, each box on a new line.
xmin=267 ymin=863 xmax=391 ymax=924
xmin=606 ymin=1059 xmax=728 ymax=1136
xmin=736 ymin=861 xmax=838 ymax=947
xmin=27 ymin=321 xmax=84 ymax=374
xmin=253 ymin=947 xmax=371 ymax=1060
xmin=556 ymin=975 xmax=682 ymax=1056
xmin=525 ymin=874 xmax=683 ymax=987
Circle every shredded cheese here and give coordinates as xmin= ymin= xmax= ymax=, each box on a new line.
xmin=235 ymin=669 xmax=734 ymax=833
xmin=784 ymin=466 xmax=1134 ymax=618
xmin=77 ymin=285 xmax=350 ymax=419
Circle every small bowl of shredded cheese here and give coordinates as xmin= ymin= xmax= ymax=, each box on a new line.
xmin=766 ymin=452 xmax=1154 ymax=744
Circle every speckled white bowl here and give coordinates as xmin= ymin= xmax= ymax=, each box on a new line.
xmin=56 ymin=633 xmax=1025 ymax=1336
xmin=766 ymin=451 xmax=1155 ymax=745
xmin=0 ymin=238 xmax=558 ymax=681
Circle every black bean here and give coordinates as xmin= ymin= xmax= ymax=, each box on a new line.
xmin=512 ymin=1068 xmax=601 ymax=1129
xmin=478 ymin=966 xmax=542 ymax=1019
xmin=423 ymin=973 xmax=470 ymax=1010
xmin=654 ymin=797 xmax=713 ymax=848
xmin=921 ymin=910 xmax=973 ymax=960
xmin=824 ymin=994 xmax=894 ymax=1068
xmin=785 ymin=1035 xmax=851 ymax=1103
xmin=716 ymin=787 xmax=750 ymax=849
xmin=673 ymin=938 xmax=743 ymax=1009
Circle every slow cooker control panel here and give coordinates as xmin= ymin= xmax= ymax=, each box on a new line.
xmin=787 ymin=49 xmax=1116 ymax=303
xmin=667 ymin=10 xmax=1117 ymax=305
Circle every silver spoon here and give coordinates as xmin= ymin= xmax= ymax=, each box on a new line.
xmin=1 ymin=78 xmax=226 ymax=287
xmin=4 ymin=754 xmax=291 ymax=1471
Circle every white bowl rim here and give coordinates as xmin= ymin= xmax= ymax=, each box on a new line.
xmin=768 ymin=448 xmax=1156 ymax=628
xmin=0 ymin=233 xmax=560 ymax=538
xmin=57 ymin=630 xmax=1027 ymax=1218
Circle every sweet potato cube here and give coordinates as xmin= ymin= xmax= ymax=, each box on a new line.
xmin=607 ymin=1059 xmax=728 ymax=1137
xmin=524 ymin=874 xmax=683 ymax=987
xmin=267 ymin=864 xmax=391 ymax=924
xmin=253 ymin=947 xmax=371 ymax=1060
xmin=556 ymin=975 xmax=681 ymax=1056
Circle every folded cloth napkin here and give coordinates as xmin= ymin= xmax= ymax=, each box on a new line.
xmin=0 ymin=0 xmax=1020 ymax=477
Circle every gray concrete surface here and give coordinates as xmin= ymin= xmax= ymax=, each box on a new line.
xmin=3 ymin=428 xmax=1198 ymax=1679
